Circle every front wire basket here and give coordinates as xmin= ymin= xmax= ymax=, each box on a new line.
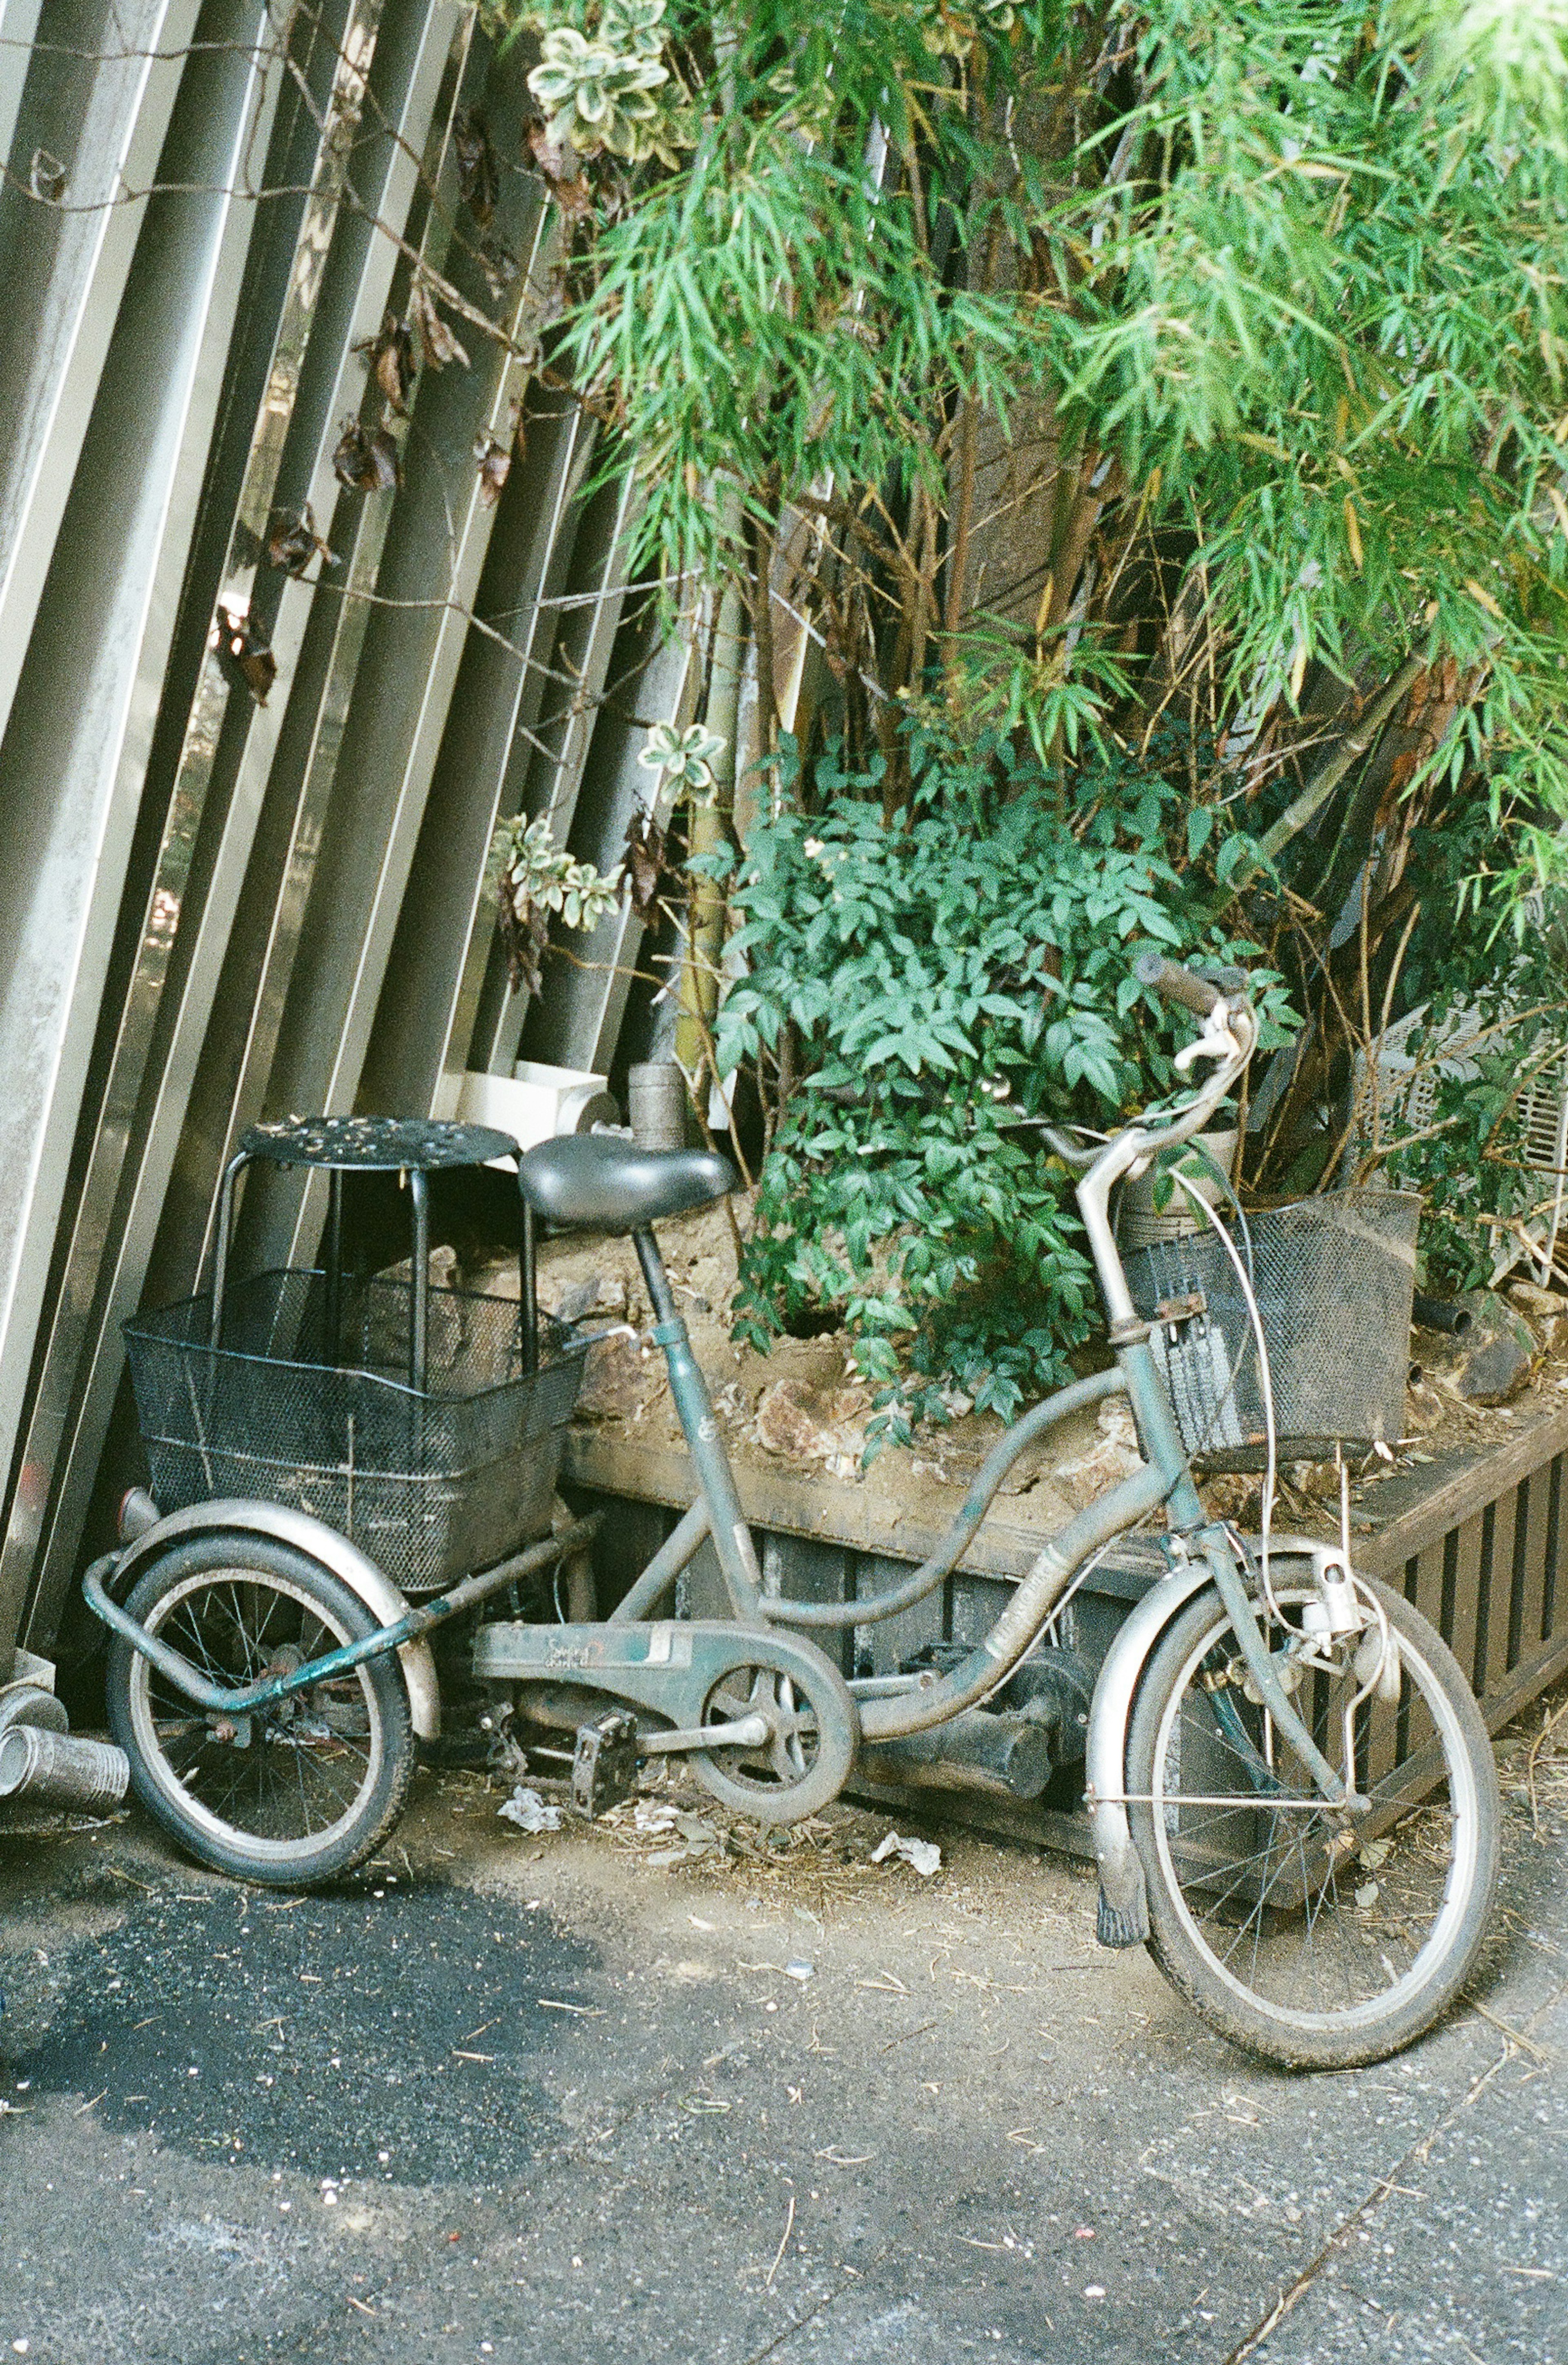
xmin=1124 ymin=1190 xmax=1421 ymax=1470
xmin=123 ymin=1269 xmax=590 ymax=1593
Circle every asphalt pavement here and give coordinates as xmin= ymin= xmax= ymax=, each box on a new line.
xmin=2 ymin=1714 xmax=1565 ymax=2365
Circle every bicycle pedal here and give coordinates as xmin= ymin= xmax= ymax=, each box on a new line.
xmin=570 ymin=1709 xmax=640 ymax=1820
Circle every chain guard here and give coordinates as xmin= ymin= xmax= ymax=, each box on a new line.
xmin=473 ymin=1618 xmax=859 ymax=1823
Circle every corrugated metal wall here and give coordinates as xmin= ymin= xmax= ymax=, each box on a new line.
xmin=0 ymin=0 xmax=695 ymax=1672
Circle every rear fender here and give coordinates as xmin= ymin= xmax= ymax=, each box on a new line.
xmin=109 ymin=1499 xmax=441 ymax=1741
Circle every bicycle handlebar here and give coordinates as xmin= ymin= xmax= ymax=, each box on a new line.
xmin=1046 ymin=954 xmax=1258 ymax=1177
xmin=1133 ymin=950 xmax=1229 ymax=1016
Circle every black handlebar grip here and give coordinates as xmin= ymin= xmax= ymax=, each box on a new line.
xmin=1133 ymin=950 xmax=1225 ymax=1015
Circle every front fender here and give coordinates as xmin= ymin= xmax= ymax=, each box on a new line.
xmin=1084 ymin=1558 xmax=1213 ymax=1943
xmin=1084 ymin=1536 xmax=1327 ymax=1944
xmin=109 ymin=1499 xmax=441 ymax=1742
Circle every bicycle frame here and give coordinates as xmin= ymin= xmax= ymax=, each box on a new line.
xmin=85 ymin=967 xmax=1363 ymax=1946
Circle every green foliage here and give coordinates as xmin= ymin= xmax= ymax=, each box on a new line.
xmin=493 ymin=0 xmax=1568 ymax=822
xmin=636 ymin=718 xmax=726 ymax=799
xmin=1060 ymin=2 xmax=1568 ymax=837
xmin=1393 ymin=0 xmax=1568 ymax=154
xmin=477 ymin=0 xmax=1568 ymax=1390
xmin=491 ymin=813 xmax=624 ymax=997
xmin=710 ymin=725 xmax=1294 ymax=1442
xmin=1386 ymin=1008 xmax=1566 ymax=1294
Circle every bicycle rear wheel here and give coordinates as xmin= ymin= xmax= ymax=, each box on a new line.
xmin=106 ymin=1534 xmax=414 ymax=1886
xmin=1127 ymin=1575 xmax=1499 ymax=2068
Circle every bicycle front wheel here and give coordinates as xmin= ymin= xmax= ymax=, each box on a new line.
xmin=106 ymin=1534 xmax=414 ymax=1887
xmin=1127 ymin=1576 xmax=1499 ymax=2069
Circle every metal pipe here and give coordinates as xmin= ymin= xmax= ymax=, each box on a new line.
xmin=1413 ymin=1291 xmax=1473 ymax=1335
xmin=767 ymin=1367 xmax=1128 ymax=1630
xmin=0 ymin=1725 xmax=128 ymax=1812
xmin=608 ymin=1496 xmax=710 ymax=1623
xmin=860 ymin=1707 xmax=1055 ymax=1800
xmin=635 ymin=1230 xmax=766 ymax=1624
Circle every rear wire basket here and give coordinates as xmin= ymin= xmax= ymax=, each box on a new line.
xmin=1124 ymin=1191 xmax=1421 ymax=1470
xmin=123 ymin=1270 xmax=589 ymax=1593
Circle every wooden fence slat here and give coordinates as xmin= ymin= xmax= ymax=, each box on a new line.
xmin=1474 ymin=1493 xmax=1512 ymax=1696
xmin=1542 ymin=1454 xmax=1564 ymax=1648
xmin=1507 ymin=1476 xmax=1542 ymax=1675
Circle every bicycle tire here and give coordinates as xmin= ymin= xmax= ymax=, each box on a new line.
xmin=1127 ymin=1574 xmax=1499 ymax=2068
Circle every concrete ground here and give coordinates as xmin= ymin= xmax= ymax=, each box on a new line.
xmin=1 ymin=1707 xmax=1566 ymax=2365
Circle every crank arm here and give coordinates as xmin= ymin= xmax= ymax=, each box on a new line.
xmin=639 ymin=1716 xmax=770 ymax=1754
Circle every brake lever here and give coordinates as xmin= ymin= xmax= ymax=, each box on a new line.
xmin=1172 ymin=1001 xmax=1243 ymax=1073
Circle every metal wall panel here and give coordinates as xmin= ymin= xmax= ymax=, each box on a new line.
xmin=0 ymin=1 xmax=726 ymax=1672
xmin=0 ymin=0 xmax=280 ymax=1656
xmin=4 ymin=0 xmax=407 ymax=1648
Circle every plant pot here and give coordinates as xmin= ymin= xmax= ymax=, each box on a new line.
xmin=1115 ymin=1128 xmax=1239 ymax=1252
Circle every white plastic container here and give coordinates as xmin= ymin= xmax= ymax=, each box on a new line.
xmin=450 ymin=1062 xmax=620 ymax=1150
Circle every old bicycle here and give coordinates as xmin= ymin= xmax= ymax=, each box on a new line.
xmin=85 ymin=955 xmax=1500 ymax=2068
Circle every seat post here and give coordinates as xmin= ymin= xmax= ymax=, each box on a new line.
xmin=633 ymin=1228 xmax=765 ymax=1625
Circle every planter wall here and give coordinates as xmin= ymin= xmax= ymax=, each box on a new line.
xmin=564 ymin=1392 xmax=1568 ymax=1852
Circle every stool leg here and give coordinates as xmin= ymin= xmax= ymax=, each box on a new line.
xmin=323 ymin=1167 xmax=344 ymax=1364
xmin=410 ymin=1168 xmax=430 ymax=1391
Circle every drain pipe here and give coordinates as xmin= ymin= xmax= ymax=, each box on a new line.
xmin=0 ymin=1724 xmax=129 ymax=1812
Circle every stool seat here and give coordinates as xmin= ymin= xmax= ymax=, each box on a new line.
xmin=240 ymin=1115 xmax=517 ymax=1171
xmin=518 ymin=1135 xmax=736 ymax=1232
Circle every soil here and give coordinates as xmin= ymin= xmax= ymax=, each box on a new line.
xmin=450 ymin=1199 xmax=1568 ymax=1550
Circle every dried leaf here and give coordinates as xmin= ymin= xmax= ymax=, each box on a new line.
xmin=454 ymin=109 xmax=498 ymax=227
xmin=214 ymin=602 xmax=277 ymax=706
xmin=354 ymin=310 xmax=415 ymax=411
xmin=333 ymin=417 xmax=401 ymax=493
xmin=474 ymin=431 xmax=511 ymax=507
xmin=622 ymin=808 xmax=666 ymax=916
xmin=476 ymin=236 xmax=519 ymax=300
xmin=266 ymin=504 xmax=338 ymax=578
xmin=29 ymin=148 xmax=67 ymax=203
xmin=410 ymin=281 xmax=470 ymax=372
xmin=527 ymin=121 xmax=594 ymax=223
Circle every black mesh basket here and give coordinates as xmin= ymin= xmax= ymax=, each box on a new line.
xmin=123 ymin=1271 xmax=590 ymax=1593
xmin=1124 ymin=1190 xmax=1421 ymax=1470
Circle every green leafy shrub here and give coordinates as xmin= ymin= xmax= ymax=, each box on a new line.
xmin=710 ymin=723 xmax=1294 ymax=1443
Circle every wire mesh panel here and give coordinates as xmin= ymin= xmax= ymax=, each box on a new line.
xmin=124 ymin=1272 xmax=588 ymax=1592
xmin=1125 ymin=1192 xmax=1421 ymax=1469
